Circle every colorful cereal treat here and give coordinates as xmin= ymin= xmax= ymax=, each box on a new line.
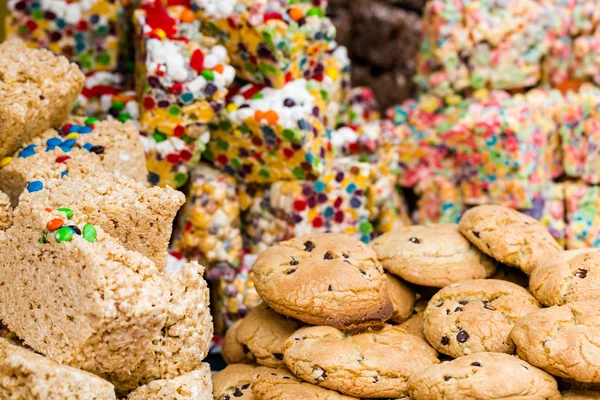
xmin=195 ymin=0 xmax=336 ymax=88
xmin=565 ymin=182 xmax=600 ymax=249
xmin=0 ymin=117 xmax=147 ymax=205
xmin=331 ymin=121 xmax=382 ymax=159
xmin=414 ymin=175 xmax=463 ymax=224
xmin=172 ymin=163 xmax=243 ymax=267
xmin=367 ymin=163 xmax=412 ymax=236
xmin=415 ymin=0 xmax=562 ymax=97
xmin=0 ymin=39 xmax=85 ymax=160
xmin=204 ymin=79 xmax=332 ymax=183
xmin=319 ymin=44 xmax=351 ymax=130
xmin=522 ymin=182 xmax=566 ymax=247
xmin=6 ymin=0 xmax=125 ymax=73
xmin=135 ymin=0 xmax=236 ymax=188
xmin=338 ymin=86 xmax=381 ymax=128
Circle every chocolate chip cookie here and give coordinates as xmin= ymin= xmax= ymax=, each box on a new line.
xmin=233 ymin=304 xmax=303 ymax=368
xmin=221 ymin=320 xmax=250 ymax=365
xmin=529 ymin=249 xmax=600 ymax=306
xmin=213 ymin=364 xmax=262 ymax=400
xmin=387 ymin=274 xmax=416 ymax=324
xmin=408 ymin=352 xmax=561 ymax=400
xmin=251 ymin=367 xmax=356 ymax=400
xmin=459 ymin=205 xmax=562 ymax=275
xmin=372 ymin=224 xmax=496 ymax=287
xmin=282 ymin=325 xmax=438 ymax=398
xmin=399 ymin=298 xmax=428 ymax=340
xmin=253 ymin=234 xmax=393 ymax=332
xmin=423 ymin=279 xmax=540 ymax=358
xmin=510 ymin=301 xmax=600 ymax=383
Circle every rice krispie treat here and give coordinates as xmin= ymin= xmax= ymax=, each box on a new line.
xmin=0 ymin=337 xmax=116 ymax=400
xmin=0 ymin=39 xmax=85 ymax=161
xmin=0 ymin=117 xmax=147 ymax=205
xmin=0 ymin=191 xmax=12 ymax=230
xmin=126 ymin=363 xmax=212 ymax=400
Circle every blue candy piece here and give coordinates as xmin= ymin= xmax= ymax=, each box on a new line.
xmin=83 ymin=143 xmax=93 ymax=152
xmin=68 ymin=125 xmax=81 ymax=133
xmin=27 ymin=181 xmax=43 ymax=193
xmin=18 ymin=145 xmax=37 ymax=158
xmin=46 ymin=138 xmax=62 ymax=152
xmin=61 ymin=139 xmax=77 ymax=148
xmin=61 ymin=171 xmax=69 ymax=178
xmin=78 ymin=126 xmax=92 ymax=134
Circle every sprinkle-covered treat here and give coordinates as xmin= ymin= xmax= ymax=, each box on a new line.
xmin=6 ymin=0 xmax=126 ymax=73
xmin=414 ymin=176 xmax=464 ymax=224
xmin=195 ymin=0 xmax=336 ymax=88
xmin=0 ymin=39 xmax=85 ymax=161
xmin=204 ymin=79 xmax=332 ymax=183
xmin=135 ymin=0 xmax=236 ymax=188
xmin=0 ymin=191 xmax=13 ymax=231
xmin=0 ymin=337 xmax=117 ymax=400
xmin=172 ymin=163 xmax=243 ymax=268
xmin=125 ymin=364 xmax=212 ymax=400
xmin=565 ymin=182 xmax=600 ymax=249
xmin=337 ymin=86 xmax=380 ymax=128
xmin=522 ymin=182 xmax=566 ymax=248
xmin=0 ymin=117 xmax=147 ymax=205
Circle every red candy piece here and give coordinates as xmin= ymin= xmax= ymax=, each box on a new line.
xmin=190 ymin=49 xmax=205 ymax=72
xmin=77 ymin=20 xmax=88 ymax=31
xmin=166 ymin=0 xmax=190 ymax=6
xmin=170 ymin=82 xmax=183 ymax=94
xmin=55 ymin=156 xmax=71 ymax=163
xmin=312 ymin=216 xmax=324 ymax=228
xmin=166 ymin=153 xmax=180 ymax=164
xmin=216 ymin=154 xmax=229 ymax=165
xmin=173 ymin=125 xmax=185 ymax=137
xmin=61 ymin=124 xmax=72 ymax=134
xmin=180 ymin=149 xmax=193 ymax=161
xmin=81 ymin=85 xmax=121 ymax=99
xmin=142 ymin=0 xmax=177 ymax=38
xmin=263 ymin=12 xmax=283 ymax=22
xmin=283 ymin=148 xmax=294 ymax=159
xmin=26 ymin=20 xmax=37 ymax=32
xmin=242 ymin=85 xmax=265 ymax=100
xmin=143 ymin=96 xmax=156 ymax=110
xmin=293 ymin=199 xmax=306 ymax=212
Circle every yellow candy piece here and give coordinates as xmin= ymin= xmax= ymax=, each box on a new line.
xmin=420 ymin=95 xmax=441 ymax=114
xmin=445 ymin=94 xmax=462 ymax=106
xmin=0 ymin=157 xmax=12 ymax=168
xmin=64 ymin=133 xmax=79 ymax=140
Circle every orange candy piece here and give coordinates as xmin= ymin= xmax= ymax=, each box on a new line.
xmin=214 ymin=64 xmax=224 ymax=74
xmin=264 ymin=110 xmax=279 ymax=124
xmin=254 ymin=110 xmax=266 ymax=121
xmin=554 ymin=79 xmax=584 ymax=95
xmin=180 ymin=8 xmax=196 ymax=23
xmin=289 ymin=7 xmax=303 ymax=21
xmin=46 ymin=218 xmax=64 ymax=231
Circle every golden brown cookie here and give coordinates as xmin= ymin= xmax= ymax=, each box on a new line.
xmin=212 ymin=364 xmax=262 ymax=400
xmin=251 ymin=367 xmax=356 ymax=400
xmin=386 ymin=274 xmax=416 ymax=324
xmin=459 ymin=205 xmax=562 ymax=275
xmin=399 ymin=298 xmax=428 ymax=340
xmin=407 ymin=352 xmax=561 ymax=400
xmin=530 ymin=249 xmax=600 ymax=306
xmin=221 ymin=320 xmax=250 ymax=365
xmin=510 ymin=301 xmax=600 ymax=383
xmin=423 ymin=279 xmax=540 ymax=358
xmin=372 ymin=224 xmax=496 ymax=287
xmin=234 ymin=304 xmax=302 ymax=368
xmin=282 ymin=325 xmax=438 ymax=398
xmin=253 ymin=234 xmax=392 ymax=332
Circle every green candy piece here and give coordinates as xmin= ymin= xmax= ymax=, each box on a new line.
xmin=57 ymin=207 xmax=74 ymax=219
xmin=55 ymin=227 xmax=74 ymax=243
xmin=112 ymin=101 xmax=125 ymax=111
xmin=306 ymin=7 xmax=324 ymax=17
xmin=168 ymin=105 xmax=181 ymax=116
xmin=84 ymin=117 xmax=99 ymax=125
xmin=82 ymin=224 xmax=97 ymax=243
xmin=202 ymin=70 xmax=215 ymax=81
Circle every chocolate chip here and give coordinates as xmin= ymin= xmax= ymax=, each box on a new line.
xmin=446 ymin=309 xmax=451 ymax=315
xmin=285 ymin=269 xmax=296 ymax=275
xmin=328 ymin=285 xmax=333 ymax=291
xmin=408 ymin=237 xmax=420 ymax=244
xmin=359 ymin=269 xmax=368 ymax=276
xmin=454 ymin=307 xmax=464 ymax=312
xmin=242 ymin=344 xmax=250 ymax=354
xmin=68 ymin=225 xmax=81 ymax=235
xmin=441 ymin=336 xmax=450 ymax=345
xmin=473 ymin=231 xmax=480 ymax=238
xmin=444 ymin=376 xmax=451 ymax=381
xmin=343 ymin=260 xmax=353 ymax=265
xmin=233 ymin=388 xmax=243 ymax=396
xmin=304 ymin=241 xmax=315 ymax=252
xmin=224 ymin=395 xmax=231 ymax=400
xmin=282 ymin=376 xmax=291 ymax=380
xmin=457 ymin=330 xmax=469 ymax=343
xmin=241 ymin=384 xmax=250 ymax=389
xmin=576 ymin=268 xmax=588 ymax=278
xmin=435 ymin=302 xmax=444 ymax=307
xmin=459 ymin=300 xmax=469 ymax=305
xmin=290 ymin=257 xmax=299 ymax=266
xmin=343 ymin=253 xmax=349 ymax=258
xmin=90 ymin=145 xmax=105 ymax=154
xmin=482 ymin=301 xmax=494 ymax=310
xmin=324 ymin=252 xmax=333 ymax=260
xmin=273 ymin=353 xmax=283 ymax=360
xmin=471 ymin=362 xmax=481 ymax=367
xmin=373 ymin=376 xmax=379 ymax=383
xmin=522 ymin=365 xmax=529 ymax=370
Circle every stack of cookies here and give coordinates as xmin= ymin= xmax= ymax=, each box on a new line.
xmin=215 ymin=205 xmax=600 ymax=399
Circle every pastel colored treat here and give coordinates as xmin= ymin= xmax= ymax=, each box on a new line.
xmin=204 ymin=79 xmax=332 ymax=183
xmin=25 ymin=173 xmax=184 ymax=268
xmin=0 ymin=191 xmax=13 ymax=230
xmin=459 ymin=205 xmax=562 ymax=275
xmin=251 ymin=367 xmax=358 ymax=400
xmin=0 ymin=117 xmax=147 ymax=205
xmin=195 ymin=0 xmax=336 ymax=88
xmin=565 ymin=182 xmax=600 ymax=249
xmin=386 ymin=274 xmax=416 ymax=324
xmin=319 ymin=44 xmax=352 ymax=130
xmin=372 ymin=224 xmax=497 ymax=288
xmin=221 ymin=320 xmax=250 ymax=365
xmin=399 ymin=298 xmax=428 ymax=340
xmin=422 ymin=279 xmax=541 ymax=358
xmin=125 ymin=364 xmax=212 ymax=400
xmin=0 ymin=337 xmax=116 ymax=400
xmin=414 ymin=176 xmax=463 ymax=224
xmin=6 ymin=0 xmax=125 ymax=73
xmin=0 ymin=181 xmax=170 ymax=378
xmin=0 ymin=39 xmax=85 ymax=160
xmin=172 ymin=163 xmax=243 ymax=267
xmin=283 ymin=325 xmax=439 ymax=398
xmin=529 ymin=249 xmax=600 ymax=306
xmin=414 ymin=0 xmax=563 ymax=97
xmin=252 ymin=233 xmax=393 ymax=332
xmin=510 ymin=301 xmax=600 ymax=383
xmin=232 ymin=303 xmax=302 ymax=368
xmin=134 ymin=0 xmax=236 ymax=188
xmin=407 ymin=352 xmax=561 ymax=400
xmin=522 ymin=182 xmax=566 ymax=247
xmin=210 ymin=254 xmax=262 ymax=336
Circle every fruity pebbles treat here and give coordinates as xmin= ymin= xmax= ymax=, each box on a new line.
xmin=195 ymin=0 xmax=336 ymax=88
xmin=204 ymin=79 xmax=332 ymax=183
xmin=6 ymin=0 xmax=126 ymax=73
xmin=565 ymin=182 xmax=600 ymax=249
xmin=172 ymin=163 xmax=243 ymax=268
xmin=0 ymin=39 xmax=84 ymax=160
xmin=135 ymin=0 xmax=236 ymax=188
